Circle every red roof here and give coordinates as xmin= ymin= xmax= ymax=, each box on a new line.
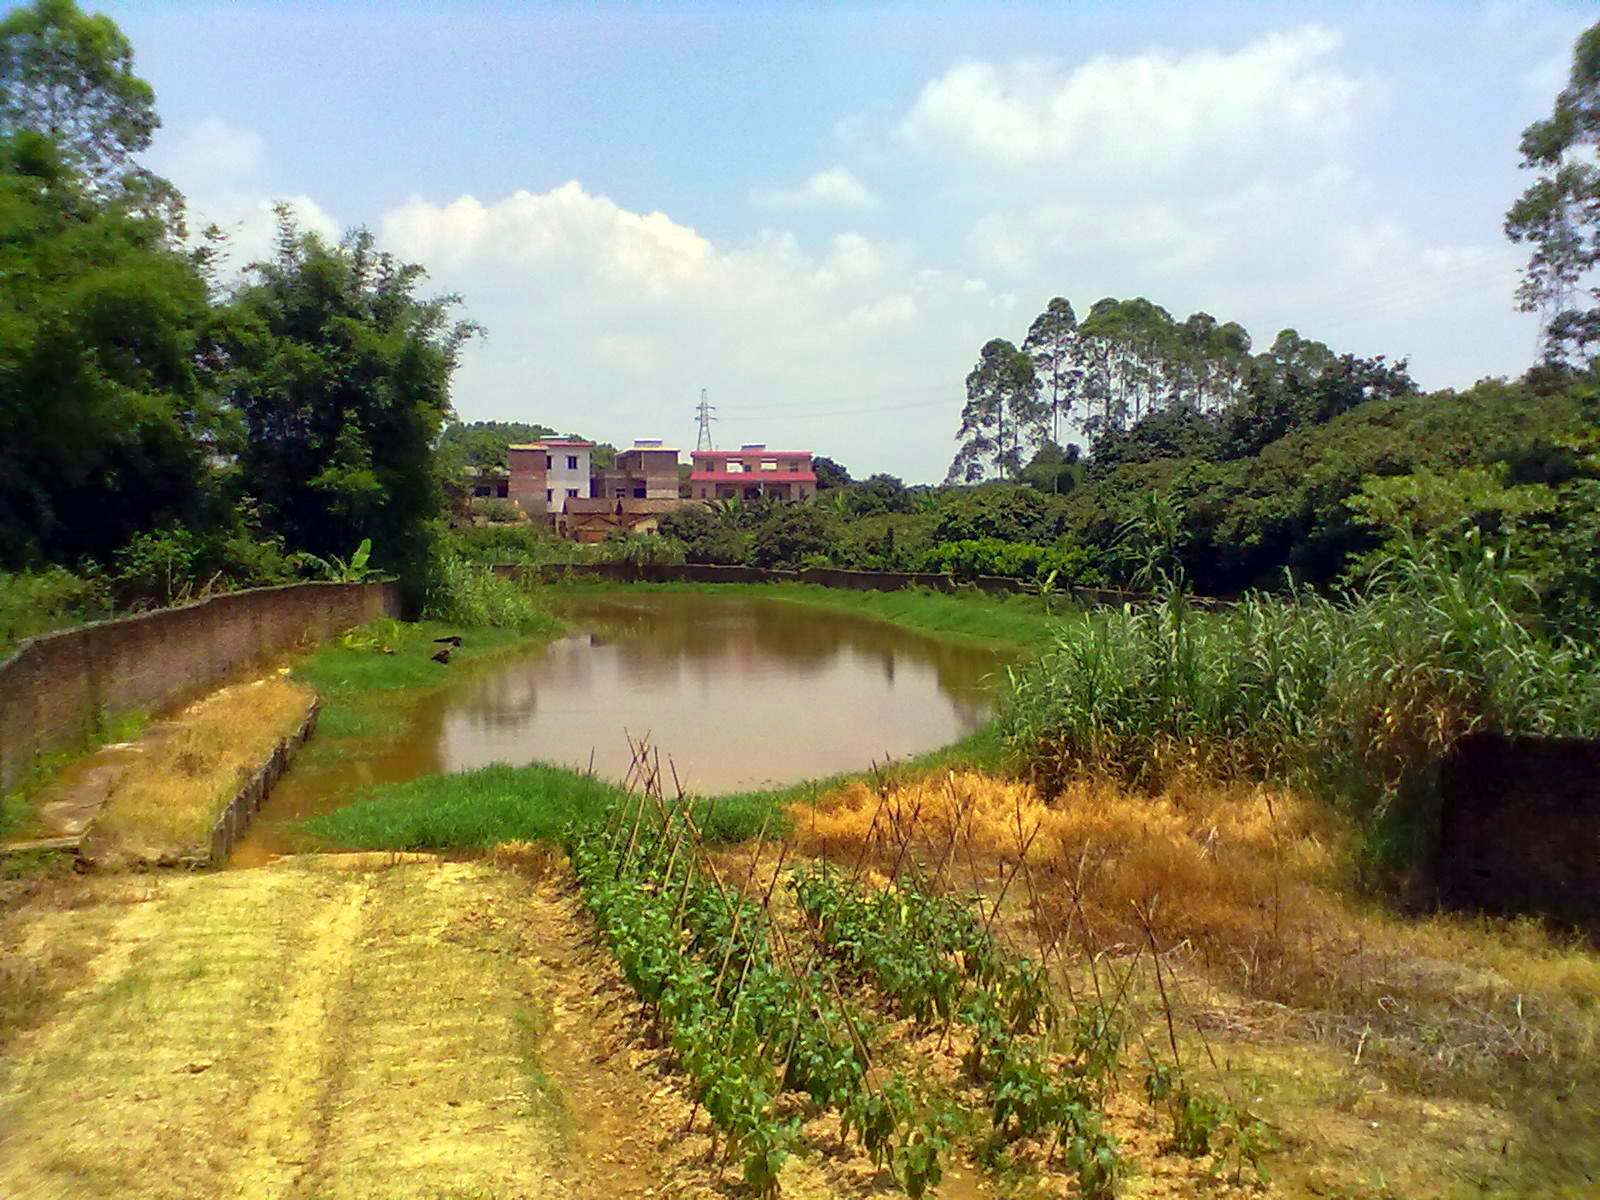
xmin=690 ymin=471 xmax=816 ymax=483
xmin=692 ymin=450 xmax=810 ymax=459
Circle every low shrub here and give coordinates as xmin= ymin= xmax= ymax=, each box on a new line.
xmin=422 ymin=555 xmax=560 ymax=632
xmin=0 ymin=567 xmax=113 ymax=657
xmin=916 ymin=538 xmax=1104 ymax=584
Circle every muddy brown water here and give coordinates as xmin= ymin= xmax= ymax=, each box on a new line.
xmin=231 ymin=592 xmax=1010 ymax=865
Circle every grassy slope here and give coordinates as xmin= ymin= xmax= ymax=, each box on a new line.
xmin=89 ymin=678 xmax=314 ymax=861
xmin=305 ymin=583 xmax=1042 ymax=851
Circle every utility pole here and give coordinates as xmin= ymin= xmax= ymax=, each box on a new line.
xmin=694 ymin=388 xmax=716 ymax=451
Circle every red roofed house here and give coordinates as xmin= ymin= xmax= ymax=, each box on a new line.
xmin=689 ymin=444 xmax=816 ymax=502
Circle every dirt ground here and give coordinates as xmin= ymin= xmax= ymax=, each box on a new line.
xmin=3 ymin=844 xmax=1595 ymax=1200
xmin=0 ymin=855 xmax=711 ymax=1200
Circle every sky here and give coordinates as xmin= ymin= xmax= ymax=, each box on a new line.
xmin=86 ymin=0 xmax=1598 ymax=484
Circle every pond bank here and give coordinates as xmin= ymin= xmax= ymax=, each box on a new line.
xmin=293 ymin=583 xmax=1039 ymax=855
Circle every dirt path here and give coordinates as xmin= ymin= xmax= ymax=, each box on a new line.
xmin=0 ymin=856 xmax=686 ymax=1200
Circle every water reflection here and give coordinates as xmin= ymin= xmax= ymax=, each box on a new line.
xmin=234 ymin=592 xmax=1007 ymax=862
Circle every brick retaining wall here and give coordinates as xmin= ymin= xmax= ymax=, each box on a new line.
xmin=205 ymin=698 xmax=320 ymax=866
xmin=1438 ymin=733 xmax=1600 ymax=928
xmin=0 ymin=582 xmax=399 ymax=795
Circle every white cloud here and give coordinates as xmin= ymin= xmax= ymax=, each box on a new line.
xmin=750 ymin=167 xmax=880 ymax=210
xmin=900 ymin=27 xmax=1366 ymax=178
xmin=379 ymin=183 xmax=998 ymax=481
xmin=968 ymin=202 xmax=1222 ymax=279
xmin=149 ymin=116 xmax=340 ymax=279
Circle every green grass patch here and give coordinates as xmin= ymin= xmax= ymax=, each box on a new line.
xmin=302 ymin=762 xmax=631 ymax=849
xmin=546 ymin=579 xmax=1065 ymax=653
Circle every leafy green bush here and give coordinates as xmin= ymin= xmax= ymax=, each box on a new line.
xmin=932 ymin=485 xmax=1069 ymax=545
xmin=917 ymin=538 xmax=1103 ymax=585
xmin=748 ymin=505 xmax=837 ymax=569
xmin=444 ymin=523 xmax=571 ymax=565
xmin=466 ymin=497 xmax=524 ymax=524
xmin=657 ymin=505 xmax=750 ymax=564
xmin=594 ymin=532 xmax=686 ymax=567
xmin=422 ymin=555 xmax=559 ymax=632
xmin=0 ymin=567 xmax=112 ymax=656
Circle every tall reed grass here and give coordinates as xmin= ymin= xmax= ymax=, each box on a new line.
xmin=1000 ymin=539 xmax=1600 ymax=882
xmin=423 ymin=554 xmax=560 ymax=633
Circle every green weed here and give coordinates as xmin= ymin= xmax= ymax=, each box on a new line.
xmin=424 ymin=555 xmax=561 ymax=633
xmin=302 ymin=762 xmax=629 ymax=849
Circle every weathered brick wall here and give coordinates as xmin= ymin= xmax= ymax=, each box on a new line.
xmin=1437 ymin=733 xmax=1600 ymax=927
xmin=0 ymin=582 xmax=399 ymax=795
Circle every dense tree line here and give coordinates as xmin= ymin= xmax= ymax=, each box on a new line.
xmin=948 ymin=296 xmax=1411 ymax=485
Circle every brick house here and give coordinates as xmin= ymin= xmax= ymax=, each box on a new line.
xmin=563 ymin=498 xmax=685 ymax=543
xmin=507 ymin=438 xmax=594 ymax=526
xmin=689 ymin=445 xmax=816 ymax=502
xmin=595 ymin=439 xmax=682 ymax=501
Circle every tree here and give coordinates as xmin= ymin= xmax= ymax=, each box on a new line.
xmin=812 ymin=455 xmax=851 ymax=490
xmin=436 ymin=421 xmax=560 ymax=471
xmin=1223 ymin=330 xmax=1414 ymax=459
xmin=0 ymin=0 xmax=174 ymax=223
xmin=0 ymin=130 xmax=220 ymax=567
xmin=658 ymin=505 xmax=748 ymax=564
xmin=840 ymin=473 xmax=912 ymax=516
xmin=947 ymin=338 xmax=1041 ymax=483
xmin=1505 ymin=20 xmax=1600 ymax=367
xmin=1022 ymin=297 xmax=1080 ymax=445
xmin=932 ymin=485 xmax=1063 ymax=545
xmin=1019 ymin=440 xmax=1081 ymax=494
xmin=748 ymin=505 xmax=836 ymax=569
xmin=220 ymin=209 xmax=479 ymax=584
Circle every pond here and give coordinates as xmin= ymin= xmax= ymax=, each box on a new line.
xmin=231 ymin=592 xmax=1010 ymax=864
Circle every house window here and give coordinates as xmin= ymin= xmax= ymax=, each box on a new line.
xmin=545 ymin=489 xmax=552 ymax=502
xmin=787 ymin=461 xmax=801 ymax=472
xmin=633 ymin=487 xmax=646 ymax=498
xmin=566 ymin=488 xmax=578 ymax=498
xmin=699 ymin=488 xmax=707 ymax=498
xmin=545 ymin=455 xmax=553 ymax=469
xmin=496 ymin=481 xmax=508 ymax=497
xmin=745 ymin=487 xmax=760 ymax=500
xmin=614 ymin=488 xmax=627 ymax=498
xmin=566 ymin=455 xmax=578 ymax=470
xmin=761 ymin=459 xmax=778 ymax=471
xmin=725 ymin=461 xmax=743 ymax=473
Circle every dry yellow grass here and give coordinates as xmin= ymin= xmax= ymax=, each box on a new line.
xmin=90 ymin=675 xmax=315 ymax=861
xmin=789 ymin=770 xmax=1600 ymax=1192
xmin=788 ymin=770 xmax=1600 ymax=1094
xmin=790 ymin=769 xmax=1341 ymax=956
